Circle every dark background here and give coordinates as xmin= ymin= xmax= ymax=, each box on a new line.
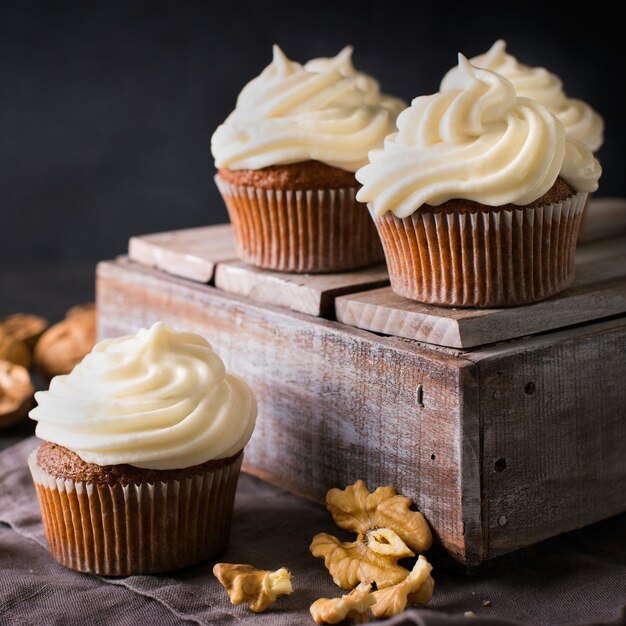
xmin=1 ymin=0 xmax=623 ymax=317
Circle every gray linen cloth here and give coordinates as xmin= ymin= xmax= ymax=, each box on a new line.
xmin=1 ymin=437 xmax=624 ymax=626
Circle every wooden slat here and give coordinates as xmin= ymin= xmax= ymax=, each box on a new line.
xmin=468 ymin=318 xmax=626 ymax=559
xmin=336 ymin=234 xmax=626 ymax=349
xmin=128 ymin=225 xmax=236 ymax=283
xmin=578 ymin=197 xmax=626 ymax=243
xmin=215 ymin=261 xmax=389 ymax=317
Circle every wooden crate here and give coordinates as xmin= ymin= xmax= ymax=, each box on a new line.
xmin=97 ymin=200 xmax=626 ymax=568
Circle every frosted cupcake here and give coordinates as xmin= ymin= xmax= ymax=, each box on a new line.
xmin=356 ymin=55 xmax=601 ymax=308
xmin=441 ymin=40 xmax=604 ymax=152
xmin=29 ymin=322 xmax=256 ymax=575
xmin=212 ymin=45 xmax=405 ymax=273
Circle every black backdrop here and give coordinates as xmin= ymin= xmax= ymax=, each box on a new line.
xmin=1 ymin=0 xmax=623 ymax=271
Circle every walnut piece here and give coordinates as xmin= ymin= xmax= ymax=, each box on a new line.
xmin=310 ymin=529 xmax=413 ymax=589
xmin=213 ymin=563 xmax=292 ymax=613
xmin=326 ymin=480 xmax=432 ymax=554
xmin=370 ymin=555 xmax=434 ymax=619
xmin=0 ymin=360 xmax=34 ymax=429
xmin=34 ymin=308 xmax=96 ymax=378
xmin=310 ymin=582 xmax=375 ymax=625
xmin=0 ymin=329 xmax=31 ymax=369
xmin=1 ymin=314 xmax=48 ymax=349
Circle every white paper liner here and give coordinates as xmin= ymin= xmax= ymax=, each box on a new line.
xmin=28 ymin=449 xmax=242 ymax=576
xmin=215 ymin=175 xmax=384 ymax=273
xmin=373 ymin=192 xmax=588 ymax=307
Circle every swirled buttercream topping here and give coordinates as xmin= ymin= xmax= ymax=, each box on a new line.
xmin=356 ymin=55 xmax=601 ymax=218
xmin=211 ymin=45 xmax=405 ymax=172
xmin=30 ymin=322 xmax=257 ymax=470
xmin=441 ymin=40 xmax=604 ymax=151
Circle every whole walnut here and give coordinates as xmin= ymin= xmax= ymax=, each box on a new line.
xmin=34 ymin=308 xmax=96 ymax=378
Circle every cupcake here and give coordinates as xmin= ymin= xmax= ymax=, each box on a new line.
xmin=440 ymin=40 xmax=604 ymax=152
xmin=212 ymin=45 xmax=405 ymax=273
xmin=28 ymin=322 xmax=256 ymax=575
xmin=356 ymin=55 xmax=601 ymax=308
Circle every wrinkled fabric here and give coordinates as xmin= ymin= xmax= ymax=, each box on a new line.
xmin=1 ymin=437 xmax=624 ymax=626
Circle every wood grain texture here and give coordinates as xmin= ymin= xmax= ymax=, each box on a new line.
xmin=128 ymin=224 xmax=235 ymax=283
xmin=96 ymin=258 xmax=477 ymax=563
xmin=336 ymin=234 xmax=626 ymax=348
xmin=215 ymin=261 xmax=389 ymax=317
xmin=467 ymin=318 xmax=626 ymax=559
xmin=96 ymin=258 xmax=626 ymax=567
xmin=578 ymin=197 xmax=626 ymax=243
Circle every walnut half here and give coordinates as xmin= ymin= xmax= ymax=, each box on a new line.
xmin=370 ymin=555 xmax=434 ymax=619
xmin=310 ymin=528 xmax=414 ymax=590
xmin=213 ymin=563 xmax=292 ymax=613
xmin=310 ymin=583 xmax=375 ymax=625
xmin=326 ymin=480 xmax=432 ymax=554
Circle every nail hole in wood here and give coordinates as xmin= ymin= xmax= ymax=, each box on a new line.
xmin=430 ymin=454 xmax=436 ymax=461
xmin=525 ymin=382 xmax=535 ymax=395
xmin=416 ymin=384 xmax=424 ymax=408
xmin=494 ymin=458 xmax=506 ymax=473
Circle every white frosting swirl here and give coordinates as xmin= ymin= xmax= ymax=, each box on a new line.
xmin=30 ymin=322 xmax=257 ymax=470
xmin=211 ymin=45 xmax=405 ymax=172
xmin=441 ymin=40 xmax=604 ymax=151
xmin=356 ymin=55 xmax=601 ymax=218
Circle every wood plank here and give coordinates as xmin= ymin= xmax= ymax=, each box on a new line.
xmin=468 ymin=318 xmax=626 ymax=559
xmin=578 ymin=197 xmax=626 ymax=243
xmin=96 ymin=258 xmax=477 ymax=564
xmin=128 ymin=224 xmax=236 ymax=283
xmin=215 ymin=261 xmax=389 ymax=317
xmin=336 ymin=234 xmax=626 ymax=349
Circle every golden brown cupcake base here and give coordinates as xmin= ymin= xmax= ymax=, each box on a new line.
xmin=215 ymin=171 xmax=384 ymax=273
xmin=217 ymin=160 xmax=358 ymax=190
xmin=374 ymin=189 xmax=587 ymax=308
xmin=29 ymin=445 xmax=243 ymax=576
xmin=36 ymin=441 xmax=241 ymax=485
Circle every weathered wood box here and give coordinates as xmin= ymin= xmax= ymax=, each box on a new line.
xmin=96 ymin=199 xmax=626 ymax=569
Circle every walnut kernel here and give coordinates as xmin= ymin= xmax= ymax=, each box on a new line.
xmin=310 ymin=582 xmax=374 ymax=625
xmin=370 ymin=555 xmax=434 ymax=619
xmin=310 ymin=530 xmax=413 ymax=590
xmin=326 ymin=480 xmax=432 ymax=554
xmin=213 ymin=563 xmax=292 ymax=613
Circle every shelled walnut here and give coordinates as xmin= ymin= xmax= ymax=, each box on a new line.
xmin=0 ymin=360 xmax=34 ymax=429
xmin=34 ymin=307 xmax=96 ymax=377
xmin=310 ymin=480 xmax=432 ymax=589
xmin=310 ymin=528 xmax=414 ymax=589
xmin=1 ymin=314 xmax=48 ymax=350
xmin=370 ymin=555 xmax=434 ymax=619
xmin=310 ymin=583 xmax=375 ymax=625
xmin=213 ymin=563 xmax=292 ymax=613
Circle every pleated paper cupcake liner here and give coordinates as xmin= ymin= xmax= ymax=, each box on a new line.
xmin=373 ymin=192 xmax=588 ymax=308
xmin=28 ymin=449 xmax=243 ymax=576
xmin=215 ymin=175 xmax=384 ymax=273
